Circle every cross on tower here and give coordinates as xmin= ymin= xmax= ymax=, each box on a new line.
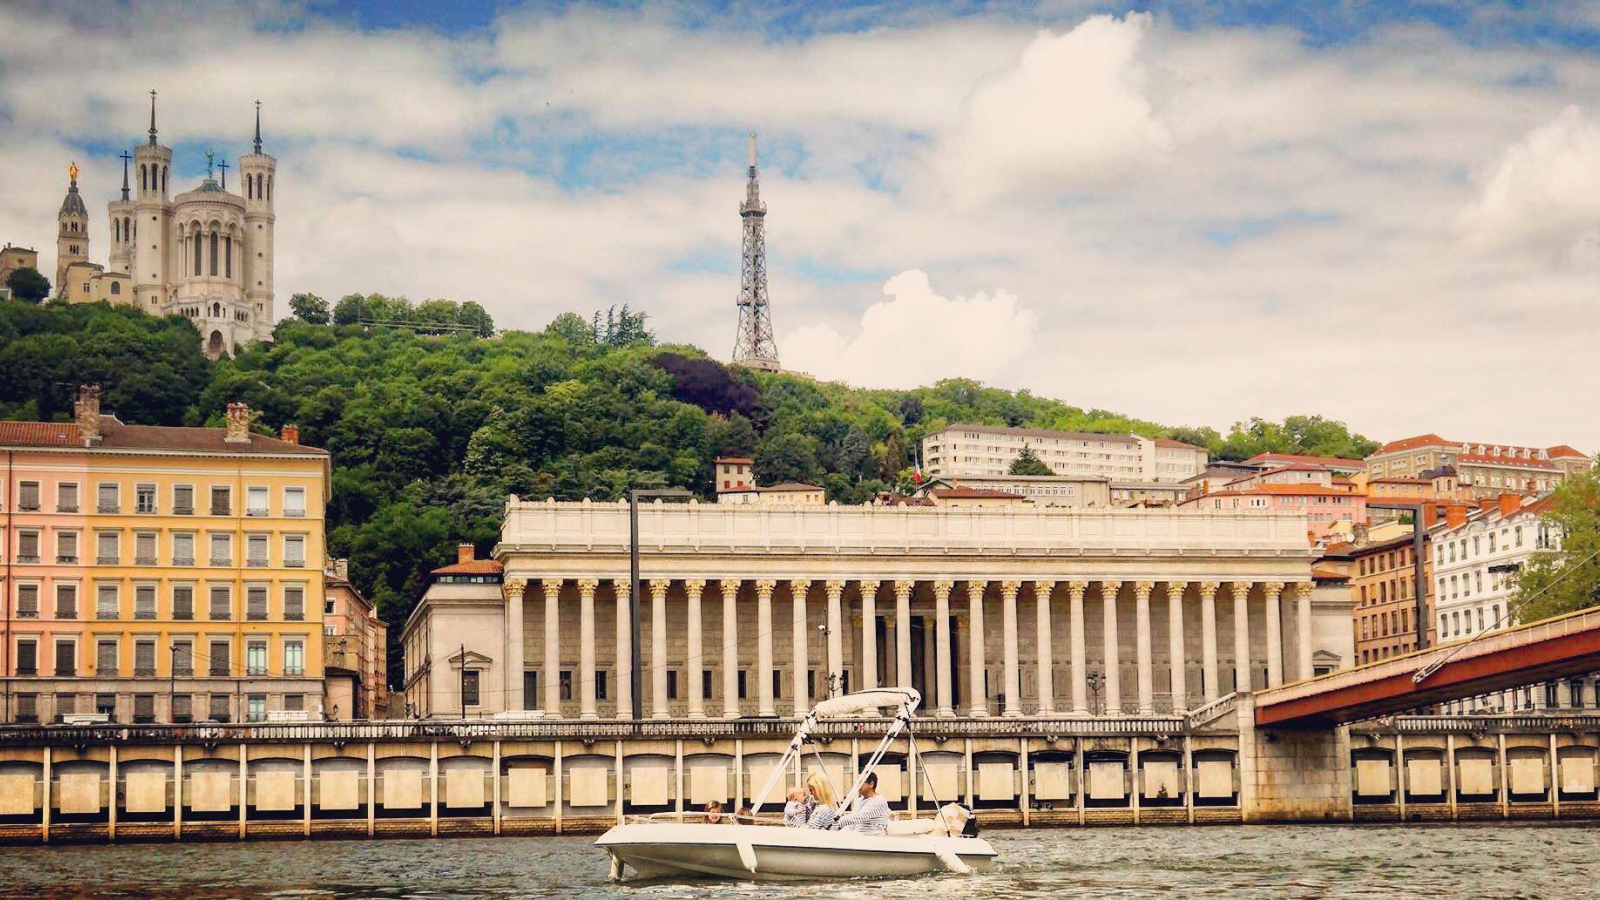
xmin=218 ymin=159 xmax=229 ymax=190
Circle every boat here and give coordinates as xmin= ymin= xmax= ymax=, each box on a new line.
xmin=596 ymin=687 xmax=998 ymax=882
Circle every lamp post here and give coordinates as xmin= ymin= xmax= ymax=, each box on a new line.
xmin=1086 ymin=671 xmax=1104 ymax=717
xmin=628 ymin=488 xmax=694 ymax=722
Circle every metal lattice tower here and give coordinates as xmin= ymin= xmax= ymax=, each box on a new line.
xmin=732 ymin=133 xmax=780 ymax=371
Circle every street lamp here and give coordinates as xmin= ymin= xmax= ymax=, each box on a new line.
xmin=1086 ymin=671 xmax=1104 ymax=717
xmin=629 ymin=487 xmax=694 ymax=721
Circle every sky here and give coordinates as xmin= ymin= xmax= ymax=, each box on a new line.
xmin=3 ymin=1 xmax=1600 ymax=450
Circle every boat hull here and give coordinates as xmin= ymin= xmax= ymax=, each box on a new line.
xmin=596 ymin=821 xmax=997 ymax=882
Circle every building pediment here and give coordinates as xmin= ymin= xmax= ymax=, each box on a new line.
xmin=447 ymin=648 xmax=494 ymax=668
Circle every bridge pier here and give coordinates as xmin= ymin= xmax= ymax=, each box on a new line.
xmin=1237 ymin=693 xmax=1352 ymax=823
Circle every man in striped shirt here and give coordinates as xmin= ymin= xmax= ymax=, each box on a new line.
xmin=835 ymin=772 xmax=890 ymax=834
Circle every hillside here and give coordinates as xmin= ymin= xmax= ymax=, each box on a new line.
xmin=0 ymin=299 xmax=1380 ymax=684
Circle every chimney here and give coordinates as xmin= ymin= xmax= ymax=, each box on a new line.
xmin=74 ymin=383 xmax=102 ymax=445
xmin=457 ymin=543 xmax=476 ymax=564
xmin=280 ymin=423 xmax=299 ymax=445
xmin=334 ymin=558 xmax=349 ymax=580
xmin=1421 ymin=503 xmax=1439 ymax=528
xmin=1477 ymin=498 xmax=1495 ymax=515
xmin=224 ymin=402 xmax=251 ymax=444
xmin=1444 ymin=503 xmax=1468 ymax=529
xmin=1498 ymin=492 xmax=1523 ymax=518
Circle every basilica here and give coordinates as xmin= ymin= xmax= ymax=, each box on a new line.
xmin=53 ymin=93 xmax=277 ymax=358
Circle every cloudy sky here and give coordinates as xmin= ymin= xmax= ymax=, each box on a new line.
xmin=3 ymin=1 xmax=1599 ymax=450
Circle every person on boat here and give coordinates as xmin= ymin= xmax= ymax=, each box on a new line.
xmin=783 ymin=787 xmax=811 ymax=827
xmin=803 ymin=773 xmax=838 ymax=829
xmin=834 ymin=772 xmax=891 ymax=835
xmin=703 ymin=800 xmax=726 ymax=824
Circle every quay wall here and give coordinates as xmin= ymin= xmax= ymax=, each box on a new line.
xmin=2 ymin=711 xmax=1599 ymax=843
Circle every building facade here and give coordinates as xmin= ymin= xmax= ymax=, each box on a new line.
xmin=923 ymin=425 xmax=1206 ymax=483
xmin=1180 ymin=483 xmax=1367 ymax=543
xmin=401 ymin=544 xmax=506 ymax=719
xmin=1367 ymin=435 xmax=1590 ymax=498
xmin=0 ymin=387 xmax=328 ymax=725
xmin=405 ymin=499 xmax=1352 ymax=721
xmin=0 ymin=244 xmax=39 ymax=299
xmin=913 ymin=474 xmax=1112 ymax=507
xmin=323 ymin=561 xmax=389 ymax=720
xmin=51 ymin=95 xmax=277 ymax=358
xmin=1350 ymin=532 xmax=1434 ymax=666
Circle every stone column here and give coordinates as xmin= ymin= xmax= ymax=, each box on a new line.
xmin=1101 ymin=581 xmax=1122 ymax=715
xmin=894 ymin=581 xmax=914 ymax=690
xmin=614 ymin=580 xmax=632 ymax=719
xmin=1034 ymin=581 xmax=1056 ymax=715
xmin=1001 ymin=581 xmax=1022 ymax=717
xmin=968 ymin=581 xmax=988 ymax=717
xmin=650 ymin=579 xmax=670 ymax=719
xmin=792 ymin=580 xmax=812 ymax=715
xmin=933 ymin=580 xmax=954 ymax=717
xmin=504 ymin=579 xmax=527 ymax=713
xmin=859 ymin=580 xmax=879 ymax=691
xmin=1231 ymin=582 xmax=1252 ymax=693
xmin=1263 ymin=581 xmax=1285 ymax=688
xmin=721 ymin=580 xmax=739 ymax=718
xmin=1134 ymin=581 xmax=1155 ymax=716
xmin=1167 ymin=582 xmax=1189 ymax=713
xmin=578 ymin=578 xmax=599 ymax=719
xmin=1295 ymin=582 xmax=1314 ymax=682
xmin=1199 ymin=582 xmax=1219 ymax=702
xmin=1068 ymin=581 xmax=1088 ymax=715
xmin=825 ymin=580 xmax=845 ymax=698
xmin=685 ymin=579 xmax=706 ymax=718
xmin=542 ymin=580 xmax=561 ymax=716
xmin=756 ymin=580 xmax=776 ymax=716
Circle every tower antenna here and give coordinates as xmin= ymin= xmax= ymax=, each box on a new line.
xmin=731 ymin=133 xmax=780 ymax=371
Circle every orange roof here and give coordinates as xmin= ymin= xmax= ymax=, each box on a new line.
xmin=0 ymin=421 xmax=82 ymax=447
xmin=1154 ymin=438 xmax=1205 ymax=450
xmin=1547 ymin=445 xmax=1590 ymax=459
xmin=1374 ymin=434 xmax=1450 ymax=454
xmin=1311 ymin=565 xmax=1350 ymax=581
xmin=0 ymin=419 xmax=325 ymax=456
xmin=432 ymin=558 xmax=504 ymax=575
xmin=757 ymin=482 xmax=822 ymax=492
xmin=715 ymin=456 xmax=753 ymax=464
xmin=1243 ymin=452 xmax=1364 ymax=469
xmin=931 ymin=488 xmax=1028 ymax=500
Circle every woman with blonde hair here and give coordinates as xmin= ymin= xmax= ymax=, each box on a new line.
xmin=804 ymin=771 xmax=839 ymax=830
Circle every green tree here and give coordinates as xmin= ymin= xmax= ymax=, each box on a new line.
xmin=4 ymin=267 xmax=50 ymax=303
xmin=332 ymin=293 xmax=365 ymax=326
xmin=545 ymin=311 xmax=594 ymax=344
xmin=1514 ymin=470 xmax=1600 ymax=622
xmin=458 ymin=301 xmax=495 ymax=337
xmin=288 ymin=292 xmax=330 ymax=324
xmin=1009 ymin=444 xmax=1054 ymax=475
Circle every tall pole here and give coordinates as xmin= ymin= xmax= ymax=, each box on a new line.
xmin=460 ymin=643 xmax=467 ymax=720
xmin=629 ymin=493 xmax=644 ymax=722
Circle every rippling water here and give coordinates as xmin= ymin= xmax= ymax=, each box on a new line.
xmin=1 ymin=824 xmax=1592 ymax=899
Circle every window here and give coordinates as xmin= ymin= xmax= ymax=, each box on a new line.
xmin=135 ymin=483 xmax=157 ymax=514
xmin=284 ymin=585 xmax=304 ymax=621
xmin=135 ymin=640 xmax=156 ymax=676
xmin=667 ymin=670 xmax=679 ymax=700
xmin=462 ymin=670 xmax=480 ymax=706
xmin=209 ymin=533 xmax=231 ymax=566
xmin=95 ymin=694 xmax=117 ymax=720
xmin=55 ymin=584 xmax=77 ymax=619
xmin=57 ymin=482 xmax=78 ymax=512
xmin=559 ymin=670 xmax=573 ymax=701
xmin=17 ymin=639 xmax=37 ymax=676
xmin=171 ymin=693 xmax=193 ymax=723
xmin=54 ymin=639 xmax=76 ymax=677
xmin=596 ymin=669 xmax=608 ymax=700
xmin=246 ymin=695 xmax=266 ymax=722
xmin=17 ymin=480 xmax=39 ymax=510
xmin=210 ymin=486 xmax=231 ymax=516
xmin=247 ymin=486 xmax=269 ymax=516
xmin=247 ymin=585 xmax=268 ymax=620
xmin=16 ymin=583 xmax=39 ymax=619
xmin=209 ymin=585 xmax=231 ymax=620
xmin=173 ymin=532 xmax=195 ymax=566
xmin=173 ymin=640 xmax=193 ymax=676
xmin=283 ymin=694 xmax=303 ymax=712
xmin=284 ymin=535 xmax=305 ymax=568
xmin=247 ymin=640 xmax=267 ymax=676
xmin=738 ymin=670 xmax=747 ymax=699
xmin=96 ymin=639 xmax=119 ymax=675
xmin=284 ymin=487 xmax=306 ymax=517
xmin=97 ymin=531 xmax=119 ymax=565
xmin=135 ymin=584 xmax=157 ymax=619
xmin=57 ymin=530 xmax=78 ymax=563
xmin=284 ymin=640 xmax=304 ymax=676
xmin=209 ymin=640 xmax=231 ymax=676
xmin=97 ymin=583 xmax=119 ymax=619
xmin=173 ymin=584 xmax=194 ymax=620
xmin=97 ymin=483 xmax=119 ymax=513
xmin=135 ymin=531 xmax=157 ymax=565
xmin=174 ymin=484 xmax=194 ymax=514
xmin=247 ymin=533 xmax=268 ymax=567
xmin=17 ymin=530 xmax=39 ymax=563
xmin=209 ymin=694 xmax=231 ymax=722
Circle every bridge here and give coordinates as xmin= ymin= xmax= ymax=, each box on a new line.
xmin=1255 ymin=607 xmax=1600 ymax=727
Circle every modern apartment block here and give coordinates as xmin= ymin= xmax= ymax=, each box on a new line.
xmin=0 ymin=385 xmax=329 ymax=724
xmin=922 ymin=424 xmax=1206 ymax=482
xmin=1366 ymin=435 xmax=1590 ymax=498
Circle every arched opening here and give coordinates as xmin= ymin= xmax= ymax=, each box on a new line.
xmin=110 ymin=282 xmax=121 ymax=296
xmin=140 ymin=164 xmax=147 ymax=192
xmin=266 ymin=175 xmax=272 ymax=201
xmin=224 ymin=234 xmax=233 ymax=279
xmin=208 ymin=331 xmax=224 ymax=356
xmin=161 ymin=166 xmax=167 ymax=193
xmin=192 ymin=232 xmax=202 ymax=276
xmin=209 ymin=231 xmax=219 ymax=276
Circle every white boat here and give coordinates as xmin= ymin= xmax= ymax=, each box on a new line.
xmin=596 ymin=688 xmax=999 ymax=882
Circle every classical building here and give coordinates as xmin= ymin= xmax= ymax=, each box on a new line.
xmin=404 ymin=498 xmax=1351 ymax=721
xmin=922 ymin=425 xmax=1207 ymax=483
xmin=51 ymin=94 xmax=277 ymax=358
xmin=1366 ymin=435 xmax=1590 ymax=498
xmin=0 ymin=386 xmax=329 ymax=725
xmin=0 ymin=244 xmax=39 ymax=299
xmin=322 ymin=561 xmax=389 ymax=720
xmin=401 ymin=545 xmax=507 ymax=719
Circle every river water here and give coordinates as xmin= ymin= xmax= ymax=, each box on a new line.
xmin=0 ymin=824 xmax=1589 ymax=899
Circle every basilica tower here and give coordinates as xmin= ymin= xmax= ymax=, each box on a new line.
xmin=108 ymin=151 xmax=135 ymax=278
xmin=238 ymin=101 xmax=276 ymax=341
xmin=132 ymin=90 xmax=173 ymax=310
xmin=55 ymin=163 xmax=89 ymax=295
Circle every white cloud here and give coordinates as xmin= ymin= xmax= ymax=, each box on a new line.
xmin=783 ymin=270 xmax=1038 ymax=388
xmin=1457 ymin=106 xmax=1600 ymax=262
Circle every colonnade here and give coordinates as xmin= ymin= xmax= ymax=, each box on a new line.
xmin=506 ymin=577 xmax=1316 ymax=720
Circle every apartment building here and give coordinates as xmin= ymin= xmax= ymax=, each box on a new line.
xmin=1 ymin=386 xmax=329 ymax=724
xmin=323 ymin=561 xmax=388 ymax=720
xmin=922 ymin=425 xmax=1206 ymax=482
xmin=1366 ymin=435 xmax=1590 ymax=498
xmin=1350 ymin=532 xmax=1434 ymax=666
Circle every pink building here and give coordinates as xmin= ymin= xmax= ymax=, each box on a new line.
xmin=1181 ymin=483 xmax=1367 ymax=542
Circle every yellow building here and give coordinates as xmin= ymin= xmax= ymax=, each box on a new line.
xmin=2 ymin=385 xmax=330 ymax=724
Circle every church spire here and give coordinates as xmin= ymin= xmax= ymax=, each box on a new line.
xmin=253 ymin=100 xmax=262 ymax=154
xmin=119 ymin=151 xmax=132 ymax=200
xmin=148 ymin=89 xmax=158 ymax=146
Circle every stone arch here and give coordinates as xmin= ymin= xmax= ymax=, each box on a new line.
xmin=208 ymin=330 xmax=224 ymax=356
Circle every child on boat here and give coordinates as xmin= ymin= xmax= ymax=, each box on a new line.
xmin=783 ymin=787 xmax=810 ymax=827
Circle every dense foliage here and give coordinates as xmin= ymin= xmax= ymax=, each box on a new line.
xmin=0 ymin=298 xmax=1386 ymax=687
xmin=1514 ymin=470 xmax=1600 ymax=623
xmin=324 ymin=293 xmax=495 ymax=336
xmin=4 ymin=267 xmax=50 ymax=303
